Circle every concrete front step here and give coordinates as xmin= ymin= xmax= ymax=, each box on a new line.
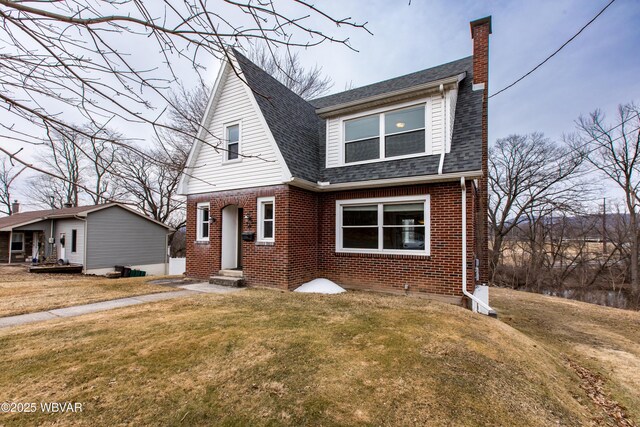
xmin=218 ymin=269 xmax=244 ymax=278
xmin=209 ymin=276 xmax=246 ymax=288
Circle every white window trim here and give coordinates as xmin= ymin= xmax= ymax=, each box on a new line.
xmin=222 ymin=121 xmax=242 ymax=164
xmin=11 ymin=232 xmax=24 ymax=253
xmin=340 ymin=98 xmax=432 ymax=166
xmin=335 ymin=195 xmax=430 ymax=256
xmin=257 ymin=196 xmax=275 ymax=243
xmin=196 ymin=202 xmax=210 ymax=242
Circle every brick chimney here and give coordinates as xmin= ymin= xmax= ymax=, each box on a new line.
xmin=10 ymin=200 xmax=19 ymax=215
xmin=470 ymin=16 xmax=491 ymax=285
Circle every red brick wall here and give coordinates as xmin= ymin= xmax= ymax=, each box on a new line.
xmin=185 ymin=185 xmax=290 ymax=289
xmin=317 ymin=183 xmax=474 ymax=300
xmin=471 ymin=16 xmax=491 ymax=285
xmin=186 ymin=182 xmax=475 ymax=301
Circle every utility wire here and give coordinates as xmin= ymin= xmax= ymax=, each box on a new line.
xmin=489 ymin=0 xmax=617 ymax=99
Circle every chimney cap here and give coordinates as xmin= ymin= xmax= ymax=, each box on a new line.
xmin=470 ymin=16 xmax=492 ymax=36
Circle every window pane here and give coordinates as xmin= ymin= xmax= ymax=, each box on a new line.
xmin=343 ymin=227 xmax=378 ymax=249
xmin=385 ymin=106 xmax=425 ymax=134
xmin=383 ymin=203 xmax=424 ymax=225
xmin=345 ymin=115 xmax=379 ymax=141
xmin=383 ymin=227 xmax=425 ymax=250
xmin=345 ymin=138 xmax=380 ymax=163
xmin=227 ymin=125 xmax=239 ymax=143
xmin=202 ymin=208 xmax=209 ymax=223
xmin=264 ymin=220 xmax=273 ymax=239
xmin=343 ymin=205 xmax=377 ymax=226
xmin=228 ymin=142 xmax=239 ymax=160
xmin=264 ymin=202 xmax=273 ymax=220
xmin=202 ymin=223 xmax=209 ymax=238
xmin=385 ymin=130 xmax=425 ymax=158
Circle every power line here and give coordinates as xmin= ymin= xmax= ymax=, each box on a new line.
xmin=489 ymin=0 xmax=617 ymax=99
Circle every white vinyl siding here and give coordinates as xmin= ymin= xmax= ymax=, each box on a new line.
xmin=325 ymin=90 xmax=458 ymax=168
xmin=184 ymin=66 xmax=285 ymax=194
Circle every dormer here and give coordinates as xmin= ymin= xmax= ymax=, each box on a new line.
xmin=316 ymin=74 xmax=464 ymax=168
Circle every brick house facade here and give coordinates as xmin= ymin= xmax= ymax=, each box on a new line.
xmin=180 ymin=17 xmax=493 ymax=311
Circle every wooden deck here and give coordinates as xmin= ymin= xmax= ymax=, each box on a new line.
xmin=28 ymin=264 xmax=83 ymax=274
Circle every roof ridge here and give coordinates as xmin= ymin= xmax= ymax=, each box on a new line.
xmin=231 ymin=48 xmax=316 ymax=109
xmin=310 ymin=56 xmax=473 ymax=104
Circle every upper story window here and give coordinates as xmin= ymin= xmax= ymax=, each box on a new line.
xmin=225 ymin=123 xmax=240 ymax=162
xmin=343 ymin=104 xmax=426 ymax=164
xmin=257 ymin=197 xmax=275 ymax=242
xmin=196 ymin=202 xmax=210 ymax=241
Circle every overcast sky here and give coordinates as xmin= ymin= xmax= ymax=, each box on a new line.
xmin=5 ymin=0 xmax=640 ymax=208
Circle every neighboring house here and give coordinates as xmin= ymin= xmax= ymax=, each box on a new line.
xmin=178 ymin=17 xmax=493 ymax=310
xmin=0 ymin=203 xmax=172 ymax=275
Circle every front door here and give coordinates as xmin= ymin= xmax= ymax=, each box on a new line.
xmin=59 ymin=232 xmax=66 ymax=261
xmin=221 ymin=205 xmax=242 ymax=270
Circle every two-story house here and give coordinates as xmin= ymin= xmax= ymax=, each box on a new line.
xmin=178 ymin=17 xmax=494 ymax=312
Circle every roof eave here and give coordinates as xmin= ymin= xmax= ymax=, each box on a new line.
xmin=288 ymin=169 xmax=482 ymax=192
xmin=316 ymin=72 xmax=465 ymax=118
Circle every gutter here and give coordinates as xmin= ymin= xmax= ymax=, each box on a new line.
xmin=289 ymin=170 xmax=482 ymax=192
xmin=460 ymin=177 xmax=495 ymax=315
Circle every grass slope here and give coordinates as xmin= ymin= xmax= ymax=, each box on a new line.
xmin=0 ymin=289 xmax=599 ymax=426
xmin=0 ymin=266 xmax=175 ymax=317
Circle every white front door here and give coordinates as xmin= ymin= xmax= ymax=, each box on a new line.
xmin=221 ymin=205 xmax=239 ymax=270
xmin=59 ymin=232 xmax=66 ymax=260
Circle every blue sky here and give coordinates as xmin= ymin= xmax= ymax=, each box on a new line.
xmin=292 ymin=0 xmax=640 ymax=144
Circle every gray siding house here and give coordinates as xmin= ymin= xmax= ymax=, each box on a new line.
xmin=0 ymin=203 xmax=172 ymax=275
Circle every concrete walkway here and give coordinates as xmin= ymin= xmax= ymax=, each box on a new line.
xmin=0 ymin=283 xmax=243 ymax=329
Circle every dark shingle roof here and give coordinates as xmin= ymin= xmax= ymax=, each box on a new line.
xmin=234 ymin=51 xmax=482 ymax=184
xmin=309 ymin=57 xmax=472 ymax=109
xmin=0 ymin=204 xmax=110 ymax=230
xmin=234 ymin=50 xmax=320 ymax=182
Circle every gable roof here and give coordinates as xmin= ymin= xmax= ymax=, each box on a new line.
xmin=181 ymin=50 xmax=483 ymax=189
xmin=233 ymin=49 xmax=320 ymax=183
xmin=0 ymin=203 xmax=172 ymax=231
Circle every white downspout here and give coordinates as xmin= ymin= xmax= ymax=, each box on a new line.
xmin=461 ymin=177 xmax=494 ymax=314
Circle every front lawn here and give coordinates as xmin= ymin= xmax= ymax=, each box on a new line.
xmin=0 ymin=266 xmax=176 ymax=317
xmin=0 ymin=288 xmax=597 ymax=426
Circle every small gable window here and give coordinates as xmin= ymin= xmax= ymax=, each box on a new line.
xmin=196 ymin=202 xmax=210 ymax=241
xmin=226 ymin=124 xmax=240 ymax=161
xmin=343 ymin=104 xmax=426 ymax=164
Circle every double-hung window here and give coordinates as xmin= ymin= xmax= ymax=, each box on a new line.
xmin=196 ymin=202 xmax=210 ymax=241
xmin=11 ymin=233 xmax=24 ymax=252
xmin=225 ymin=123 xmax=240 ymax=161
xmin=257 ymin=197 xmax=275 ymax=242
xmin=336 ymin=195 xmax=429 ymax=255
xmin=343 ymin=104 xmax=426 ymax=164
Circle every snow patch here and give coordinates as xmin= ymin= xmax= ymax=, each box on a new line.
xmin=293 ymin=278 xmax=346 ymax=294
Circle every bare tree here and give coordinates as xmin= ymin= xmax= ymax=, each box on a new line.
xmin=0 ymin=0 xmax=369 ymax=195
xmin=33 ymin=129 xmax=86 ymax=207
xmin=84 ymin=127 xmax=122 ymax=204
xmin=568 ymin=102 xmax=640 ymax=297
xmin=488 ymin=133 xmax=586 ymax=280
xmin=0 ymin=155 xmax=26 ymax=215
xmin=249 ymin=46 xmax=333 ymax=99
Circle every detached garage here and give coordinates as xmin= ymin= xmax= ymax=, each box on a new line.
xmin=0 ymin=203 xmax=172 ymax=275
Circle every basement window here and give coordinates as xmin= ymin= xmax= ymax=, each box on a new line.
xmin=196 ymin=202 xmax=210 ymax=242
xmin=336 ymin=195 xmax=430 ymax=255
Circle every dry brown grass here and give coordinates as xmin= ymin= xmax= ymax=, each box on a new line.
xmin=492 ymin=287 xmax=640 ymax=426
xmin=0 ymin=288 xmax=602 ymax=426
xmin=0 ymin=266 xmax=176 ymax=317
